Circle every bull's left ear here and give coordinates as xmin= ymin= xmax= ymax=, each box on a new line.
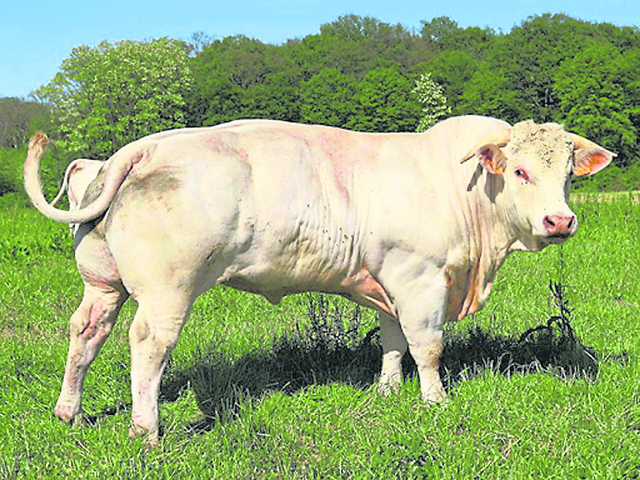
xmin=474 ymin=144 xmax=507 ymax=175
xmin=461 ymin=127 xmax=511 ymax=175
xmin=569 ymin=133 xmax=616 ymax=176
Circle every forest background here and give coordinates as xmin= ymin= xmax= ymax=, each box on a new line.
xmin=2 ymin=13 xmax=640 ymax=198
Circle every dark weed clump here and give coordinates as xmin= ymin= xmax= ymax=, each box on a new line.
xmin=265 ymin=294 xmax=380 ymax=390
xmin=438 ymin=280 xmax=599 ymax=384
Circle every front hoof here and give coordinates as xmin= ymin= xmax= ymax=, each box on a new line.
xmin=129 ymin=425 xmax=159 ymax=450
xmin=422 ymin=389 xmax=447 ymax=405
xmin=377 ymin=381 xmax=401 ymax=397
xmin=54 ymin=405 xmax=83 ymax=426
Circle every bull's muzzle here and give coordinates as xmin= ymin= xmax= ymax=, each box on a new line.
xmin=543 ymin=213 xmax=577 ymax=240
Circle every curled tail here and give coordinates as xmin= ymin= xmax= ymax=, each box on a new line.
xmin=24 ymin=132 xmax=138 ymax=224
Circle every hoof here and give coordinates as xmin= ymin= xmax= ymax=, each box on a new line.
xmin=54 ymin=405 xmax=83 ymax=426
xmin=377 ymin=381 xmax=401 ymax=397
xmin=423 ymin=390 xmax=448 ymax=405
xmin=129 ymin=425 xmax=159 ymax=449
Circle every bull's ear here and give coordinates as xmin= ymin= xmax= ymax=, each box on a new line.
xmin=569 ymin=133 xmax=616 ymax=176
xmin=475 ymin=144 xmax=507 ymax=176
xmin=460 ymin=127 xmax=511 ymax=175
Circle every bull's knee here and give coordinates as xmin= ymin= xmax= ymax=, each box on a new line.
xmin=410 ymin=340 xmax=446 ymax=403
xmin=69 ymin=298 xmax=114 ymax=341
xmin=129 ymin=316 xmax=181 ymax=358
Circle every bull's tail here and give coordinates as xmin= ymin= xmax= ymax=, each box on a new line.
xmin=49 ymin=159 xmax=72 ymax=207
xmin=24 ymin=132 xmax=134 ymax=224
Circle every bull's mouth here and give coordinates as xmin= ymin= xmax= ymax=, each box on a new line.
xmin=542 ymin=232 xmax=573 ymax=245
xmin=519 ymin=225 xmax=576 ymax=251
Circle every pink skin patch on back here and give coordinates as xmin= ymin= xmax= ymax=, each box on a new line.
xmin=236 ymin=148 xmax=249 ymax=161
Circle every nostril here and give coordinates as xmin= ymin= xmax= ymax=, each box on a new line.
xmin=567 ymin=216 xmax=575 ymax=230
xmin=543 ymin=216 xmax=556 ymax=228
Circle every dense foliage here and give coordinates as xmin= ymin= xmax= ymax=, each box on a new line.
xmin=2 ymin=13 xmax=640 ymax=192
xmin=34 ymin=38 xmax=192 ymax=159
xmin=0 ymin=97 xmax=50 ymax=148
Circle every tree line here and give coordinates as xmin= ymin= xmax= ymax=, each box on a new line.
xmin=2 ymin=13 xmax=640 ymax=194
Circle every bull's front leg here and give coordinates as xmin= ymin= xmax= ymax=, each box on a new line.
xmin=378 ymin=311 xmax=408 ymax=395
xmin=402 ymin=323 xmax=446 ymax=402
xmin=394 ymin=272 xmax=448 ymax=403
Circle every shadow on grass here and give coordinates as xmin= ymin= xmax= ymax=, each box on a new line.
xmin=160 ymin=285 xmax=602 ymax=434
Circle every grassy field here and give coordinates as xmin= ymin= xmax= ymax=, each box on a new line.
xmin=1 ymin=193 xmax=639 ymax=478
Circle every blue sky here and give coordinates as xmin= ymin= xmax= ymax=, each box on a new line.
xmin=2 ymin=0 xmax=638 ymax=98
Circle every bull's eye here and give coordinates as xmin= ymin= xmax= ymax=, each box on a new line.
xmin=514 ymin=167 xmax=530 ymax=182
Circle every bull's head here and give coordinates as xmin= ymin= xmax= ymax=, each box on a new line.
xmin=461 ymin=120 xmax=615 ymax=251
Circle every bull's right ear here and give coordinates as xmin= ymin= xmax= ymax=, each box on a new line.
xmin=462 ymin=144 xmax=507 ymax=175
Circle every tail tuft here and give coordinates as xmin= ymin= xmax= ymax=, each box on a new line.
xmin=28 ymin=132 xmax=49 ymax=156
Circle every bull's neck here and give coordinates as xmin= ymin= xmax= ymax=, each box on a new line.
xmin=470 ymin=171 xmax=519 ymax=257
xmin=453 ymin=169 xmax=519 ymax=317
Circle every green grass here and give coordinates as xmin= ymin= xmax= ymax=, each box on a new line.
xmin=1 ymin=194 xmax=639 ymax=478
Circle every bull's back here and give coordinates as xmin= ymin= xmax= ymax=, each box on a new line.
xmin=101 ymin=117 xmax=509 ymax=301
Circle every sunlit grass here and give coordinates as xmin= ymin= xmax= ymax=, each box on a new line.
xmin=1 ymin=196 xmax=639 ymax=478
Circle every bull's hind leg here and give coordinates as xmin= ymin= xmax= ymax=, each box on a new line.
xmin=56 ymin=223 xmax=129 ymax=424
xmin=54 ymin=282 xmax=128 ymax=423
xmin=128 ymin=291 xmax=193 ymax=446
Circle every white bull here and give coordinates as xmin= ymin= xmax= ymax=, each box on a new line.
xmin=24 ymin=116 xmax=613 ymax=445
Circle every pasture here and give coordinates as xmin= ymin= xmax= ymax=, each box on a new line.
xmin=1 ymin=193 xmax=639 ymax=478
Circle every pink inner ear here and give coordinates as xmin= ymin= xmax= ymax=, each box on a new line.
xmin=573 ymin=148 xmax=614 ymax=176
xmin=478 ymin=145 xmax=504 ymax=175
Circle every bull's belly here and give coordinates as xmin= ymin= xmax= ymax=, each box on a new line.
xmin=218 ymin=263 xmax=397 ymax=318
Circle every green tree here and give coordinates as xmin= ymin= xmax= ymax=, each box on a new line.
xmin=412 ymin=73 xmax=451 ymax=132
xmin=554 ymin=43 xmax=636 ymax=167
xmin=618 ymin=48 xmax=640 ymax=138
xmin=187 ymin=35 xmax=302 ymax=126
xmin=35 ymin=38 xmax=192 ymax=158
xmin=421 ymin=16 xmax=495 ymax=60
xmin=294 ymin=15 xmax=433 ymax=82
xmin=0 ymin=97 xmax=50 ymax=148
xmin=424 ymin=50 xmax=478 ymax=115
xmin=486 ymin=14 xmax=592 ymax=122
xmin=349 ymin=67 xmax=421 ymax=132
xmin=459 ymin=62 xmax=523 ymax=121
xmin=300 ymin=68 xmax=358 ymax=127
